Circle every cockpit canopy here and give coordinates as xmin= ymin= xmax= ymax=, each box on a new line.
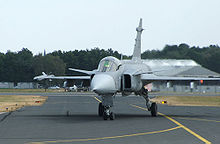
xmin=98 ymin=56 xmax=122 ymax=72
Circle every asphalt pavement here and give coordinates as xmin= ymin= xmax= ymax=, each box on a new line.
xmin=0 ymin=92 xmax=220 ymax=144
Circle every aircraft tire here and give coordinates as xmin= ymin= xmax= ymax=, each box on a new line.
xmin=103 ymin=112 xmax=108 ymax=120
xmin=98 ymin=103 xmax=104 ymax=116
xmin=150 ymin=102 xmax=157 ymax=117
xmin=110 ymin=112 xmax=115 ymax=120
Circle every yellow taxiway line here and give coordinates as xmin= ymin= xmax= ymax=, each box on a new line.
xmin=174 ymin=117 xmax=220 ymax=123
xmin=130 ymin=104 xmax=211 ymax=144
xmin=29 ymin=96 xmax=211 ymax=144
xmin=29 ymin=126 xmax=181 ymax=144
xmin=93 ymin=96 xmax=102 ymax=103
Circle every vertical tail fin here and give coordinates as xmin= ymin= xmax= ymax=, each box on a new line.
xmin=132 ymin=18 xmax=144 ymax=61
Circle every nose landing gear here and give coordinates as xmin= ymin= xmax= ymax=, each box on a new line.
xmin=98 ymin=103 xmax=104 ymax=116
xmin=98 ymin=102 xmax=115 ymax=120
xmin=102 ymin=106 xmax=115 ymax=120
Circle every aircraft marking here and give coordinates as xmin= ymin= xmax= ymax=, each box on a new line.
xmin=130 ymin=104 xmax=212 ymax=144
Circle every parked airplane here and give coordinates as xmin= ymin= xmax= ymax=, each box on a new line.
xmin=34 ymin=19 xmax=220 ymax=120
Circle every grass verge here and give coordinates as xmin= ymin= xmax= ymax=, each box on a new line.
xmin=151 ymin=96 xmax=220 ymax=107
xmin=0 ymin=95 xmax=48 ymax=112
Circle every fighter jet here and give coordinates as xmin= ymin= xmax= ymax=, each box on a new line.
xmin=34 ymin=19 xmax=220 ymax=120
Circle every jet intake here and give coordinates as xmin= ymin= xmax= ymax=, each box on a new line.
xmin=122 ymin=74 xmax=142 ymax=92
xmin=124 ymin=74 xmax=131 ymax=88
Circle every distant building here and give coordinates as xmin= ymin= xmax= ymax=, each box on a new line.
xmin=143 ymin=59 xmax=220 ymax=93
xmin=0 ymin=82 xmax=38 ymax=89
xmin=0 ymin=82 xmax=14 ymax=88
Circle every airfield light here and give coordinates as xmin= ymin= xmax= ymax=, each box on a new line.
xmin=162 ymin=101 xmax=167 ymax=104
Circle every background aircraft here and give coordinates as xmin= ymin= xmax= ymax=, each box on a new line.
xmin=34 ymin=19 xmax=220 ymax=120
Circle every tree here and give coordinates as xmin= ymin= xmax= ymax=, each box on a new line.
xmin=33 ymin=54 xmax=66 ymax=76
xmin=2 ymin=51 xmax=18 ymax=82
xmin=0 ymin=48 xmax=34 ymax=82
xmin=1 ymin=44 xmax=220 ymax=83
xmin=16 ymin=48 xmax=34 ymax=82
xmin=0 ymin=53 xmax=4 ymax=81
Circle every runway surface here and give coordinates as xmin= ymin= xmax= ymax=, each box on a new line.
xmin=0 ymin=92 xmax=220 ymax=144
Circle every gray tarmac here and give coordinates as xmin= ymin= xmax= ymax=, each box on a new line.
xmin=0 ymin=92 xmax=220 ymax=144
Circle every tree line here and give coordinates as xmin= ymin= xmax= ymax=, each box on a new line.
xmin=0 ymin=44 xmax=220 ymax=82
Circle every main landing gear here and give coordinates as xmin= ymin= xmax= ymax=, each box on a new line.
xmin=140 ymin=87 xmax=158 ymax=117
xmin=150 ymin=102 xmax=157 ymax=117
xmin=98 ymin=103 xmax=115 ymax=120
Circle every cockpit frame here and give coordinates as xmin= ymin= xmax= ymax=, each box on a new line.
xmin=98 ymin=56 xmax=122 ymax=72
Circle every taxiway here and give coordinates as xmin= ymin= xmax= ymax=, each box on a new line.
xmin=0 ymin=92 xmax=219 ymax=144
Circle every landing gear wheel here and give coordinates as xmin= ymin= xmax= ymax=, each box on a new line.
xmin=98 ymin=103 xmax=104 ymax=116
xmin=150 ymin=102 xmax=157 ymax=117
xmin=110 ymin=112 xmax=115 ymax=120
xmin=103 ymin=112 xmax=108 ymax=120
xmin=102 ymin=106 xmax=112 ymax=120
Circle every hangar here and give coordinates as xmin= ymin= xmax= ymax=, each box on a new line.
xmin=143 ymin=59 xmax=220 ymax=93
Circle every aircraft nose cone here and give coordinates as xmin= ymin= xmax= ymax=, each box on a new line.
xmin=91 ymin=74 xmax=116 ymax=94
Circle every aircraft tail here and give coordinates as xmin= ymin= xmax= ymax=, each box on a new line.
xmin=132 ymin=18 xmax=144 ymax=61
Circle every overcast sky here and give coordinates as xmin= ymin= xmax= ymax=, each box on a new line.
xmin=0 ymin=0 xmax=220 ymax=56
